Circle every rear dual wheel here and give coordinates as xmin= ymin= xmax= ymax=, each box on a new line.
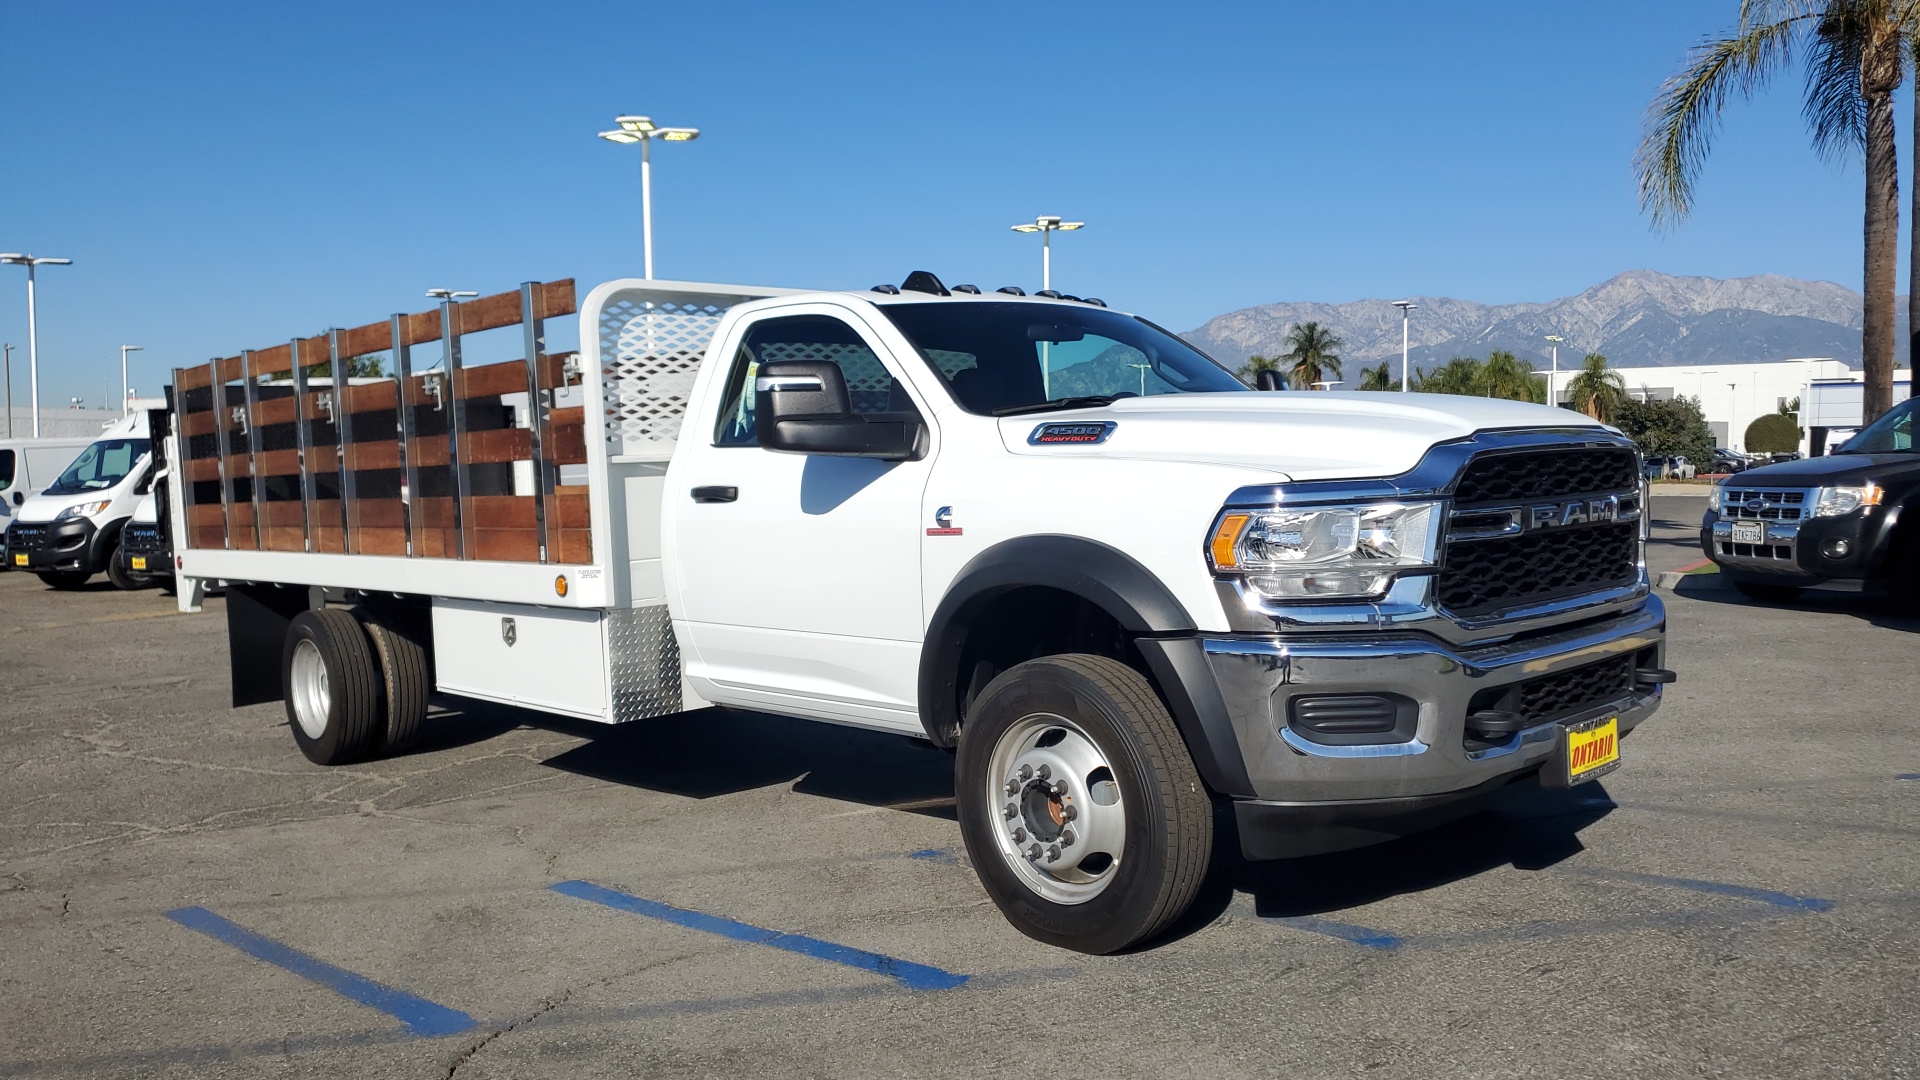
xmin=956 ymin=654 xmax=1213 ymax=955
xmin=282 ymin=607 xmax=431 ymax=765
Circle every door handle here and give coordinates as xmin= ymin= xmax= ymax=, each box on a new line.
xmin=691 ymin=486 xmax=738 ymax=503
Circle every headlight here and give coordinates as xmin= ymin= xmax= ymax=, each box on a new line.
xmin=1207 ymin=501 xmax=1440 ymax=600
xmin=54 ymin=501 xmax=112 ymax=521
xmin=1811 ymin=483 xmax=1882 ymax=517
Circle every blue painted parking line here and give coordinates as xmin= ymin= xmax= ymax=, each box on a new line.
xmin=1898 ymin=773 xmax=1920 ymax=781
xmin=550 ymin=880 xmax=968 ymax=991
xmin=1262 ymin=915 xmax=1402 ymax=950
xmin=1589 ymin=870 xmax=1833 ymax=912
xmin=166 ymin=907 xmax=477 ymax=1037
xmin=908 ymin=848 xmax=959 ymax=864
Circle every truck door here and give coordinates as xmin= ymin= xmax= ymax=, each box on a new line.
xmin=667 ymin=308 xmax=935 ymax=732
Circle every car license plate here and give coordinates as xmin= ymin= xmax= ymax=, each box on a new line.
xmin=1730 ymin=520 xmax=1765 ymax=544
xmin=1565 ymin=716 xmax=1620 ymax=785
xmin=10 ymin=553 xmax=24 ymax=567
xmin=130 ymin=556 xmax=147 ymax=571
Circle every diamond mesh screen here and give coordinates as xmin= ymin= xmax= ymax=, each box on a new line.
xmin=598 ymin=291 xmax=770 ymax=457
xmin=607 ymin=604 xmax=683 ymax=723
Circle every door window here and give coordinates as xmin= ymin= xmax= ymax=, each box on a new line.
xmin=713 ymin=315 xmax=912 ymax=447
xmin=0 ymin=450 xmax=13 ymax=493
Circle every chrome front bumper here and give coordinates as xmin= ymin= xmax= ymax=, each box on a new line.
xmin=1200 ymin=594 xmax=1666 ymax=805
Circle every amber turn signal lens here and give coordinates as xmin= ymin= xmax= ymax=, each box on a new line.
xmin=554 ymin=574 xmax=569 ymax=597
xmin=1210 ymin=513 xmax=1250 ymax=569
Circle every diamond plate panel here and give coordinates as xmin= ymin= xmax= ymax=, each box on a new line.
xmin=607 ymin=604 xmax=683 ymax=723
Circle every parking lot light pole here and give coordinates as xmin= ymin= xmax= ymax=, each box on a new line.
xmin=119 ymin=345 xmax=142 ymax=417
xmin=0 ymin=253 xmax=73 ymax=438
xmin=599 ymin=116 xmax=701 ymax=280
xmin=1545 ymin=335 xmax=1564 ymax=407
xmin=1391 ymin=300 xmax=1416 ymax=391
xmin=1010 ymin=216 xmax=1084 ymax=292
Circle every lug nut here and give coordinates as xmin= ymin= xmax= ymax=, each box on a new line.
xmin=1005 ymin=779 xmax=1021 ymax=796
xmin=1027 ymin=843 xmax=1043 ymax=860
xmin=1012 ymin=827 xmax=1027 ymax=843
xmin=1061 ymin=805 xmax=1078 ymax=822
xmin=1003 ymin=802 xmax=1018 ymax=819
xmin=1046 ymin=844 xmax=1061 ymax=863
xmin=1060 ymin=829 xmax=1075 ymax=847
xmin=1019 ymin=764 xmax=1033 ymax=780
xmin=1051 ymin=780 xmax=1068 ymax=796
xmin=1036 ymin=764 xmax=1052 ymax=780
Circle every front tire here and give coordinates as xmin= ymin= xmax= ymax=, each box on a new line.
xmin=107 ymin=553 xmax=142 ymax=590
xmin=37 ymin=570 xmax=91 ymax=590
xmin=282 ymin=609 xmax=381 ymax=765
xmin=955 ymin=654 xmax=1213 ymax=954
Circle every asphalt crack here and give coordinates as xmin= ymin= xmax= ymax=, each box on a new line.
xmin=442 ymin=988 xmax=575 ymax=1079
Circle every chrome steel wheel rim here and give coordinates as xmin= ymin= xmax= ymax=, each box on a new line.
xmin=985 ymin=712 xmax=1125 ymax=905
xmin=289 ymin=638 xmax=331 ymax=741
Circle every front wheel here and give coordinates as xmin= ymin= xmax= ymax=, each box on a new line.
xmin=107 ymin=553 xmax=143 ymax=590
xmin=955 ymin=654 xmax=1213 ymax=955
xmin=37 ymin=570 xmax=91 ymax=590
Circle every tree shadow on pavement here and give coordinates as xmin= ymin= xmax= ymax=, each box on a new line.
xmin=537 ymin=706 xmax=957 ymax=819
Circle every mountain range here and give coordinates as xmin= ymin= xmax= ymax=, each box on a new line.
xmin=1182 ymin=270 xmax=1903 ymax=374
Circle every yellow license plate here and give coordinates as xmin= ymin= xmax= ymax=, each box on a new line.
xmin=1567 ymin=716 xmax=1620 ymax=783
xmin=130 ymin=556 xmax=147 ymax=571
xmin=11 ymin=553 xmax=24 ymax=567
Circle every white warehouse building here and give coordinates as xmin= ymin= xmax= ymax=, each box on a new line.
xmin=1549 ymin=359 xmax=1914 ymax=455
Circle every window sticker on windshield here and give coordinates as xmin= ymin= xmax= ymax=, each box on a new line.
xmin=1029 ymin=421 xmax=1117 ymax=445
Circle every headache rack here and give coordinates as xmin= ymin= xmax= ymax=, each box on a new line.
xmin=169 ymin=278 xmax=793 ymax=612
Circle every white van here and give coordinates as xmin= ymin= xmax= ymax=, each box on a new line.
xmin=0 ymin=437 xmax=95 ymax=542
xmin=5 ymin=411 xmax=157 ymax=589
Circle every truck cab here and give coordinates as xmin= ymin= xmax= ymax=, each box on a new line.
xmin=8 ymin=411 xmax=157 ymax=589
xmin=0 ymin=436 xmax=94 ymax=547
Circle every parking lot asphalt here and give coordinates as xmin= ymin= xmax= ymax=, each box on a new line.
xmin=2 ymin=494 xmax=1916 ymax=1079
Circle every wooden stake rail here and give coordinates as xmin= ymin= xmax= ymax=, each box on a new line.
xmin=172 ymin=279 xmax=592 ymax=565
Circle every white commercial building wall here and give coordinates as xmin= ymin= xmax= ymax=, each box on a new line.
xmin=1580 ymin=359 xmax=1912 ymax=455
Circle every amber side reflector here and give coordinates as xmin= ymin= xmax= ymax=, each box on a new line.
xmin=1210 ymin=513 xmax=1250 ymax=569
xmin=554 ymin=574 xmax=569 ymax=598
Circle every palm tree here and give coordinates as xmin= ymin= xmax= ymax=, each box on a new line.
xmin=1356 ymin=361 xmax=1394 ymax=391
xmin=1482 ymin=350 xmax=1543 ymax=402
xmin=1564 ymin=353 xmax=1628 ymax=422
xmin=1637 ymin=0 xmax=1917 ymax=425
xmin=1281 ymin=322 xmax=1344 ymax=389
xmin=1235 ymin=354 xmax=1280 ymax=388
xmin=1413 ymin=357 xmax=1484 ymax=396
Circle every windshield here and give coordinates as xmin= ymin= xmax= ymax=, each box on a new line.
xmin=879 ymin=302 xmax=1248 ymax=415
xmin=45 ymin=438 xmax=150 ymax=495
xmin=0 ymin=449 xmax=13 ymax=493
xmin=1837 ymin=398 xmax=1914 ymax=453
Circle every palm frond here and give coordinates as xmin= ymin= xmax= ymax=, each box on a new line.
xmin=1636 ymin=17 xmax=1807 ymax=226
xmin=1805 ymin=1 xmax=1871 ymax=159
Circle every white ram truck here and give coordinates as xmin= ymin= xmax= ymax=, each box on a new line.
xmin=169 ymin=273 xmax=1669 ymax=953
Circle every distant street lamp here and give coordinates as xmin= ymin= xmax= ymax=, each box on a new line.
xmin=598 ymin=115 xmax=701 ymax=280
xmin=426 ymin=289 xmax=477 ymax=301
xmin=1311 ymin=379 xmax=1343 ymax=391
xmin=1010 ymin=215 xmax=1085 ymax=292
xmin=3 ymin=343 xmax=12 ymax=439
xmin=1391 ymin=300 xmax=1416 ymax=392
xmin=1545 ymin=335 xmax=1564 ymax=406
xmin=0 ymin=252 xmax=73 ymax=437
xmin=119 ymin=345 xmax=142 ymax=417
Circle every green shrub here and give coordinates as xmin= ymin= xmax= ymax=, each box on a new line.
xmin=1744 ymin=412 xmax=1803 ymax=453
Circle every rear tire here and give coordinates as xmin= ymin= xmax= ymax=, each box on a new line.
xmin=360 ymin=614 xmax=431 ymax=753
xmin=955 ymin=654 xmax=1213 ymax=955
xmin=282 ymin=608 xmax=381 ymax=766
xmin=37 ymin=570 xmax=90 ymax=590
xmin=1731 ymin=579 xmax=1805 ymax=603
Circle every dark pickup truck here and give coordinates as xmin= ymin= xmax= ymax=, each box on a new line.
xmin=1702 ymin=397 xmax=1917 ymax=605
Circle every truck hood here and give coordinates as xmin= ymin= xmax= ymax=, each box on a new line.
xmin=997 ymin=392 xmax=1609 ymax=481
xmin=1729 ymin=452 xmax=1920 ymax=487
xmin=15 ymin=488 xmax=121 ymax=526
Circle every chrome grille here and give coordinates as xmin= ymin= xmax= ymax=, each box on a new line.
xmin=1718 ymin=488 xmax=1809 ymax=521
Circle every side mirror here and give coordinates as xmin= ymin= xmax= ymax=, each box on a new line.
xmin=10 ymin=491 xmax=21 ymax=507
xmin=1254 ymin=369 xmax=1285 ymax=392
xmin=755 ymin=360 xmax=924 ymax=461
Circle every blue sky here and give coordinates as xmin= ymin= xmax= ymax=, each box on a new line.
xmin=0 ymin=1 xmax=1903 ymax=407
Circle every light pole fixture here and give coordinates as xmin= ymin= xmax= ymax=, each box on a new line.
xmin=0 ymin=253 xmax=73 ymax=438
xmin=1544 ymin=335 xmax=1564 ymax=407
xmin=426 ymin=289 xmax=478 ymax=301
xmin=599 ymin=114 xmax=701 ymax=280
xmin=1391 ymin=300 xmax=1416 ymax=392
xmin=119 ymin=345 xmax=142 ymax=417
xmin=1010 ymin=215 xmax=1085 ymax=292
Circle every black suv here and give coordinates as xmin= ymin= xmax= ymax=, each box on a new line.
xmin=1701 ymin=398 xmax=1918 ymax=604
